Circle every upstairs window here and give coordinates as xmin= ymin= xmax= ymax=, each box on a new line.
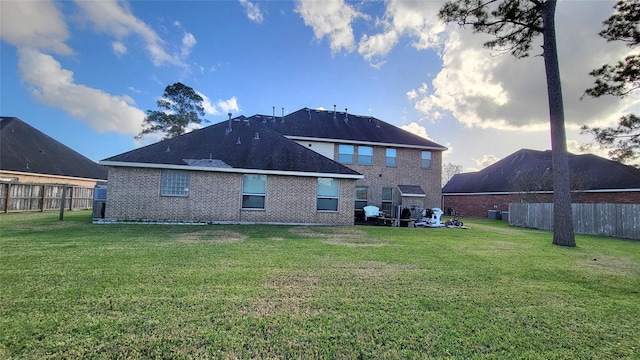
xmin=357 ymin=146 xmax=373 ymax=165
xmin=242 ymin=174 xmax=266 ymax=209
xmin=338 ymin=144 xmax=354 ymax=164
xmin=386 ymin=148 xmax=397 ymax=167
xmin=355 ymin=187 xmax=368 ymax=209
xmin=317 ymin=178 xmax=339 ymax=211
xmin=161 ymin=170 xmax=190 ymax=197
xmin=422 ymin=151 xmax=432 ymax=169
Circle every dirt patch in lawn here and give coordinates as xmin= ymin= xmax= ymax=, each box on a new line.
xmin=250 ymin=272 xmax=321 ymax=317
xmin=289 ymin=227 xmax=386 ymax=247
xmin=468 ymin=223 xmax=528 ymax=236
xmin=328 ymin=260 xmax=419 ymax=284
xmin=580 ymin=254 xmax=640 ymax=276
xmin=175 ymin=230 xmax=247 ymax=244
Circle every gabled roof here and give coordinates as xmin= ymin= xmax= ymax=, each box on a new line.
xmin=443 ymin=148 xmax=640 ymax=194
xmin=255 ymin=107 xmax=447 ymax=150
xmin=0 ymin=117 xmax=107 ymax=181
xmin=398 ymin=185 xmax=426 ymax=197
xmin=101 ymin=117 xmax=362 ymax=178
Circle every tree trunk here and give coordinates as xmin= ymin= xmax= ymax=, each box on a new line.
xmin=542 ymin=0 xmax=576 ymax=247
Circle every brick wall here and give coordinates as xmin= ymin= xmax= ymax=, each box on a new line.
xmin=105 ymin=166 xmax=355 ymax=225
xmin=0 ymin=170 xmax=101 ymax=188
xmin=335 ymin=146 xmax=442 ymax=211
xmin=443 ymin=191 xmax=640 ymax=218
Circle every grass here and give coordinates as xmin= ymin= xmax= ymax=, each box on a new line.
xmin=1 ymin=211 xmax=639 ymax=359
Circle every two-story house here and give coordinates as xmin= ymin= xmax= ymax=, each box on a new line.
xmin=99 ymin=107 xmax=446 ymax=225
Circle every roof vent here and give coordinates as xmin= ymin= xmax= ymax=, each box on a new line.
xmin=236 ymin=137 xmax=241 ymax=145
xmin=333 ymin=105 xmax=337 ymax=119
xmin=253 ymin=132 xmax=260 ymax=140
xmin=165 ymin=146 xmax=171 ymax=153
xmin=25 ymin=162 xmax=29 ymax=170
xmin=227 ymin=113 xmax=232 ymax=133
xmin=344 ymin=108 xmax=348 ymax=123
xmin=307 ymin=108 xmax=311 ymax=120
xmin=281 ymin=107 xmax=285 ymax=123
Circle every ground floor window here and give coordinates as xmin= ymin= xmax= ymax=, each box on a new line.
xmin=161 ymin=170 xmax=190 ymax=197
xmin=317 ymin=178 xmax=339 ymax=211
xmin=382 ymin=187 xmax=393 ymax=211
xmin=242 ymin=174 xmax=266 ymax=209
xmin=355 ymin=186 xmax=368 ymax=209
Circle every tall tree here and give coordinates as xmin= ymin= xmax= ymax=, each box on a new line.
xmin=581 ymin=0 xmax=640 ymax=166
xmin=442 ymin=163 xmax=464 ymax=187
xmin=439 ymin=0 xmax=576 ymax=246
xmin=136 ymin=82 xmax=206 ymax=140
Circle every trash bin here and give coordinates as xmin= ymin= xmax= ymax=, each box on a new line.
xmin=488 ymin=210 xmax=502 ymax=220
xmin=501 ymin=211 xmax=509 ymax=222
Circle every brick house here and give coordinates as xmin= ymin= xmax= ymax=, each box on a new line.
xmin=258 ymin=107 xmax=447 ymax=216
xmin=0 ymin=117 xmax=107 ymax=187
xmin=100 ymin=116 xmax=363 ymax=224
xmin=100 ymin=107 xmax=446 ymax=225
xmin=442 ymin=148 xmax=640 ymax=217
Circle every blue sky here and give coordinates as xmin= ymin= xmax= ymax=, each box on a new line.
xmin=1 ymin=0 xmax=636 ymax=172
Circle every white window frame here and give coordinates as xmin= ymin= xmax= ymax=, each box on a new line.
xmin=160 ymin=170 xmax=190 ymax=197
xmin=355 ymin=186 xmax=368 ymax=209
xmin=357 ymin=146 xmax=373 ymax=165
xmin=242 ymin=174 xmax=266 ymax=210
xmin=386 ymin=148 xmax=397 ymax=167
xmin=422 ymin=151 xmax=432 ymax=169
xmin=317 ymin=178 xmax=340 ymax=212
xmin=338 ymin=144 xmax=354 ymax=164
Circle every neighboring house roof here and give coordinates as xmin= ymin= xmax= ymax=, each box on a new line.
xmin=254 ymin=107 xmax=447 ymax=150
xmin=101 ymin=117 xmax=362 ymax=178
xmin=0 ymin=117 xmax=108 ymax=181
xmin=443 ymin=148 xmax=640 ymax=194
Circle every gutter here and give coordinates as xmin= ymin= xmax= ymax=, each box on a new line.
xmin=98 ymin=160 xmax=364 ymax=180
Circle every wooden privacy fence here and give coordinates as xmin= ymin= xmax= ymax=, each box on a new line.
xmin=0 ymin=183 xmax=95 ymax=213
xmin=509 ymin=203 xmax=640 ymax=240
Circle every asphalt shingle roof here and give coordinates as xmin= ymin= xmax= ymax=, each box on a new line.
xmin=102 ymin=117 xmax=361 ymax=176
xmin=256 ymin=107 xmax=447 ymax=150
xmin=442 ymin=148 xmax=640 ymax=193
xmin=0 ymin=117 xmax=107 ymax=181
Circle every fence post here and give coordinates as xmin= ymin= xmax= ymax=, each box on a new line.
xmin=4 ymin=183 xmax=10 ymax=213
xmin=41 ymin=185 xmax=46 ymax=212
xmin=69 ymin=186 xmax=74 ymax=210
xmin=59 ymin=185 xmax=67 ymax=221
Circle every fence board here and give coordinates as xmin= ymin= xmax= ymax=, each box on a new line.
xmin=0 ymin=183 xmax=95 ymax=213
xmin=509 ymin=203 xmax=640 ymax=240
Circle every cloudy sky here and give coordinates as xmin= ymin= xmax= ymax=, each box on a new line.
xmin=1 ymin=0 xmax=636 ymax=172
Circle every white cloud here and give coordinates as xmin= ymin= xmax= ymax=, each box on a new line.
xmin=198 ymin=92 xmax=241 ymax=116
xmin=239 ymin=0 xmax=264 ymax=24
xmin=0 ymin=0 xmax=72 ymax=55
xmin=295 ymin=0 xmax=365 ymax=53
xmin=400 ymin=122 xmax=430 ymax=139
xmin=74 ymin=0 xmax=184 ymax=67
xmin=218 ymin=96 xmax=240 ymax=115
xmin=112 ymin=41 xmax=127 ymax=56
xmin=358 ymin=0 xmax=444 ymax=62
xmin=408 ymin=0 xmax=637 ymax=133
xmin=17 ymin=48 xmax=145 ymax=134
xmin=473 ymin=154 xmax=500 ymax=170
xmin=181 ymin=32 xmax=197 ymax=58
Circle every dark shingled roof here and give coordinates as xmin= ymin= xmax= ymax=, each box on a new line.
xmin=102 ymin=117 xmax=360 ymax=176
xmin=256 ymin=107 xmax=447 ymax=150
xmin=398 ymin=185 xmax=426 ymax=196
xmin=443 ymin=148 xmax=640 ymax=193
xmin=0 ymin=117 xmax=107 ymax=180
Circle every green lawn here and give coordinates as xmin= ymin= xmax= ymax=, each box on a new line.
xmin=1 ymin=211 xmax=638 ymax=359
